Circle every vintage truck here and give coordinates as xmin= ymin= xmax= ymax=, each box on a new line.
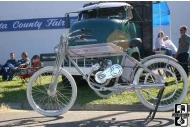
xmin=62 ymin=1 xmax=152 ymax=77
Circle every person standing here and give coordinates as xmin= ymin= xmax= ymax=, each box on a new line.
xmin=175 ymin=25 xmax=190 ymax=79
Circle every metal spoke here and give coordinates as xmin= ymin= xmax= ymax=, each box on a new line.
xmin=32 ymin=86 xmax=47 ymax=95
xmin=138 ymin=61 xmax=185 ymax=108
xmin=57 ymin=91 xmax=70 ymax=104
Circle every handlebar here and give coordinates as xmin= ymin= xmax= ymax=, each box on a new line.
xmin=66 ymin=28 xmax=93 ymax=41
xmin=67 ymin=28 xmax=93 ymax=37
xmin=80 ymin=34 xmax=92 ymax=39
xmin=68 ymin=34 xmax=92 ymax=40
xmin=81 ymin=28 xmax=93 ymax=33
xmin=67 ymin=29 xmax=81 ymax=37
xmin=60 ymin=28 xmax=93 ymax=44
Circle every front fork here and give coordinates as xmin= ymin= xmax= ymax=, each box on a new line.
xmin=48 ymin=43 xmax=65 ymax=95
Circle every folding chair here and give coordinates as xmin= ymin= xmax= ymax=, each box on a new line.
xmin=18 ymin=55 xmax=42 ymax=83
xmin=18 ymin=67 xmax=39 ymax=83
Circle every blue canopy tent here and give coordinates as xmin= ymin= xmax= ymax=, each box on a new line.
xmin=153 ymin=1 xmax=172 ymax=52
xmin=153 ymin=1 xmax=171 ymax=40
xmin=153 ymin=1 xmax=170 ymax=26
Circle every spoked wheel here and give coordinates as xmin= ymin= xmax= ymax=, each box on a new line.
xmin=27 ymin=67 xmax=77 ymax=116
xmin=134 ymin=58 xmax=188 ymax=111
xmin=88 ymin=71 xmax=114 ymax=98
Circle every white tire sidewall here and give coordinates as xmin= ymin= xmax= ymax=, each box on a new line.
xmin=27 ymin=66 xmax=77 ymax=116
xmin=134 ymin=58 xmax=188 ymax=111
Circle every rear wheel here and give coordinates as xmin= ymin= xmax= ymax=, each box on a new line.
xmin=27 ymin=67 xmax=77 ymax=116
xmin=134 ymin=58 xmax=188 ymax=111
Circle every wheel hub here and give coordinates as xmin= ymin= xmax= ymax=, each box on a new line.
xmin=47 ymin=83 xmax=57 ymax=97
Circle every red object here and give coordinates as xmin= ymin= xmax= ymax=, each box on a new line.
xmin=19 ymin=69 xmax=35 ymax=79
xmin=32 ymin=62 xmax=40 ymax=67
xmin=18 ymin=56 xmax=41 ymax=81
xmin=32 ymin=58 xmax=40 ymax=67
xmin=20 ymin=74 xmax=32 ymax=79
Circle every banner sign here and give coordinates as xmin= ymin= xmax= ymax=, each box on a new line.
xmin=0 ymin=16 xmax=78 ymax=32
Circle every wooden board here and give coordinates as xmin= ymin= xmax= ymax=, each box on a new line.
xmin=68 ymin=43 xmax=123 ymax=57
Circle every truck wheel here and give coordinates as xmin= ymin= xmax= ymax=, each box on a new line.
xmin=131 ymin=52 xmax=140 ymax=61
xmin=62 ymin=75 xmax=87 ymax=86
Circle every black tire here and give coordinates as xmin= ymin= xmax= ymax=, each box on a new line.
xmin=62 ymin=75 xmax=87 ymax=86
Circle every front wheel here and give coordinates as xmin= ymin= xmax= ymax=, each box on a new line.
xmin=27 ymin=66 xmax=77 ymax=116
xmin=134 ymin=58 xmax=188 ymax=111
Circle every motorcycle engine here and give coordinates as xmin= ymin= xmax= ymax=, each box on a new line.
xmin=92 ymin=59 xmax=123 ymax=84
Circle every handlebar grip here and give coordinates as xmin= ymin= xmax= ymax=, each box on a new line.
xmin=81 ymin=28 xmax=93 ymax=32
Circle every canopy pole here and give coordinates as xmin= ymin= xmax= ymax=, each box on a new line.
xmin=159 ymin=2 xmax=162 ymax=51
xmin=169 ymin=15 xmax=172 ymax=41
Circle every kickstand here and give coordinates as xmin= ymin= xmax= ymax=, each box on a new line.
xmin=145 ymin=87 xmax=165 ymax=122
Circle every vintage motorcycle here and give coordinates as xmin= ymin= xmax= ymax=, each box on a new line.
xmin=26 ymin=29 xmax=188 ymax=117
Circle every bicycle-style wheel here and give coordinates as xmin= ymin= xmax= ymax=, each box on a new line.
xmin=27 ymin=66 xmax=77 ymax=116
xmin=134 ymin=58 xmax=188 ymax=111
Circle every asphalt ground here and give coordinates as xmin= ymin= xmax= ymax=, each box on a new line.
xmin=1 ymin=110 xmax=188 ymax=127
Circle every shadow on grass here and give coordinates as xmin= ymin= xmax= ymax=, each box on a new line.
xmin=75 ymin=83 xmax=102 ymax=105
xmin=2 ymin=85 xmax=24 ymax=89
xmin=75 ymin=80 xmax=142 ymax=105
xmin=0 ymin=87 xmax=27 ymax=103
xmin=0 ymin=79 xmax=104 ymax=105
xmin=0 ymin=77 xmax=189 ymax=107
xmin=0 ymin=78 xmax=142 ymax=106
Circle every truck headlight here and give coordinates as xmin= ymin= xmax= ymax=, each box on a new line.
xmin=54 ymin=44 xmax=60 ymax=54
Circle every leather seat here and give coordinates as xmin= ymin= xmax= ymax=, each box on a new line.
xmin=128 ymin=38 xmax=142 ymax=48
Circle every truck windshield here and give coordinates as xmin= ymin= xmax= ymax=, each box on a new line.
xmin=79 ymin=7 xmax=127 ymax=20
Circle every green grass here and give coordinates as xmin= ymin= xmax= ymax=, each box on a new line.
xmin=0 ymin=75 xmax=189 ymax=105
